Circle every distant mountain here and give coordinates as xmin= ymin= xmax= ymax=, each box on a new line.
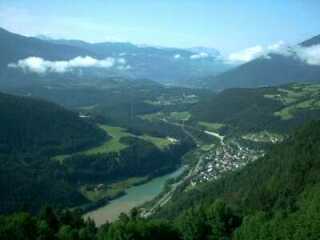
xmin=0 ymin=28 xmax=95 ymax=64
xmin=45 ymin=37 xmax=232 ymax=87
xmin=209 ymin=34 xmax=320 ymax=90
xmin=188 ymin=47 xmax=221 ymax=57
xmin=0 ymin=28 xmax=233 ymax=88
xmin=0 ymin=28 xmax=99 ymax=88
xmin=301 ymin=34 xmax=320 ymax=46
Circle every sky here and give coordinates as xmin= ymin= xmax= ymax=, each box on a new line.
xmin=0 ymin=0 xmax=319 ymax=54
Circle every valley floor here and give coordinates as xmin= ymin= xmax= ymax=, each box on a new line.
xmin=138 ymin=119 xmax=275 ymax=218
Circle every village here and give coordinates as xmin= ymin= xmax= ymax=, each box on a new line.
xmin=190 ymin=137 xmax=264 ymax=185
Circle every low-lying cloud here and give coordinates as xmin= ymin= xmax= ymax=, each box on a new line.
xmin=190 ymin=52 xmax=209 ymax=60
xmin=228 ymin=45 xmax=264 ymax=63
xmin=227 ymin=41 xmax=288 ymax=63
xmin=8 ymin=56 xmax=131 ymax=74
xmin=173 ymin=54 xmax=182 ymax=59
xmin=294 ymin=45 xmax=320 ymax=65
xmin=227 ymin=42 xmax=320 ymax=66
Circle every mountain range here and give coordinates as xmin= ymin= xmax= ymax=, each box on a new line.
xmin=0 ymin=28 xmax=232 ymax=88
xmin=1 ymin=25 xmax=320 ymax=239
xmin=209 ymin=35 xmax=320 ymax=90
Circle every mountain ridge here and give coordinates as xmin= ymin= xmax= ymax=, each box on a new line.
xmin=0 ymin=27 xmax=232 ymax=88
xmin=209 ymin=34 xmax=320 ymax=90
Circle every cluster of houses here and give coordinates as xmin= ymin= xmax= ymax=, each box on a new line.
xmin=190 ymin=139 xmax=263 ymax=186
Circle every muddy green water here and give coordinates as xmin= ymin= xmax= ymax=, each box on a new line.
xmin=84 ymin=166 xmax=185 ymax=226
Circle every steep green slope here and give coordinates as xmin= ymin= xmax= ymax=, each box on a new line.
xmin=0 ymin=92 xmax=106 ymax=155
xmin=0 ymin=88 xmax=196 ymax=214
xmin=1 ymin=120 xmax=320 ymax=240
xmin=0 ymin=92 xmax=106 ymax=213
xmin=152 ymin=120 xmax=320 ymax=238
xmin=192 ymin=83 xmax=320 ymax=134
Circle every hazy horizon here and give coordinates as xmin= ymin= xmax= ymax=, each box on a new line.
xmin=0 ymin=0 xmax=319 ymax=55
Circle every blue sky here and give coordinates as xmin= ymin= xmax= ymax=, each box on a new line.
xmin=0 ymin=0 xmax=319 ymax=54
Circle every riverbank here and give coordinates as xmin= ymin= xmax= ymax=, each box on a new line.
xmin=83 ymin=166 xmax=186 ymax=226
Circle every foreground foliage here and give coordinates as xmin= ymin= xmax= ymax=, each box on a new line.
xmin=2 ymin=120 xmax=320 ymax=239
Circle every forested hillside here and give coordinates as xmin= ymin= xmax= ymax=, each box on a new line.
xmin=152 ymin=119 xmax=320 ymax=239
xmin=0 ymin=90 xmax=194 ymax=214
xmin=0 ymin=92 xmax=106 ymax=155
xmin=192 ymin=83 xmax=320 ymax=134
xmin=0 ymin=92 xmax=107 ymax=214
xmin=1 ymin=119 xmax=320 ymax=239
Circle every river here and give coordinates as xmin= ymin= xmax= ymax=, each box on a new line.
xmin=84 ymin=166 xmax=186 ymax=226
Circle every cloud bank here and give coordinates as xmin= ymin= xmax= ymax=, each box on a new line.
xmin=8 ymin=56 xmax=131 ymax=74
xmin=227 ymin=42 xmax=320 ymax=66
xmin=190 ymin=52 xmax=209 ymax=60
xmin=173 ymin=54 xmax=182 ymax=59
xmin=227 ymin=42 xmax=288 ymax=63
xmin=294 ymin=45 xmax=320 ymax=65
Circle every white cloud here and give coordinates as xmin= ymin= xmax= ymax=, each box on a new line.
xmin=117 ymin=65 xmax=132 ymax=70
xmin=228 ymin=45 xmax=264 ymax=63
xmin=227 ymin=41 xmax=291 ymax=63
xmin=8 ymin=57 xmax=48 ymax=74
xmin=174 ymin=54 xmax=182 ymax=59
xmin=117 ymin=58 xmax=126 ymax=64
xmin=8 ymin=56 xmax=131 ymax=74
xmin=190 ymin=52 xmax=209 ymax=60
xmin=294 ymin=45 xmax=320 ymax=65
xmin=227 ymin=41 xmax=320 ymax=66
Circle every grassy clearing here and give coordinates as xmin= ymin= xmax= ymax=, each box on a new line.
xmin=78 ymin=104 xmax=98 ymax=110
xmin=140 ymin=111 xmax=191 ymax=123
xmin=52 ymin=125 xmax=132 ymax=162
xmin=84 ymin=125 xmax=132 ymax=155
xmin=274 ymin=99 xmax=318 ymax=120
xmin=169 ymin=111 xmax=191 ymax=122
xmin=264 ymin=84 xmax=320 ymax=120
xmin=264 ymin=94 xmax=297 ymax=105
xmin=265 ymin=84 xmax=320 ymax=105
xmin=140 ymin=135 xmax=173 ymax=150
xmin=140 ymin=112 xmax=164 ymax=122
xmin=198 ymin=121 xmax=225 ymax=132
xmin=80 ymin=176 xmax=148 ymax=202
xmin=53 ymin=124 xmax=175 ymax=162
xmin=200 ymin=144 xmax=216 ymax=151
xmin=274 ymin=107 xmax=293 ymax=120
xmin=144 ymin=94 xmax=198 ymax=106
xmin=265 ymin=88 xmax=305 ymax=105
xmin=242 ymin=131 xmax=284 ymax=143
xmin=53 ymin=154 xmax=71 ymax=163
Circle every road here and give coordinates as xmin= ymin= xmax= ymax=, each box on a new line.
xmin=141 ymin=121 xmax=225 ymax=218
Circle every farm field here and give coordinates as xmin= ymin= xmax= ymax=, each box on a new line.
xmin=80 ymin=176 xmax=148 ymax=202
xmin=53 ymin=124 xmax=174 ymax=162
xmin=265 ymin=83 xmax=320 ymax=120
xmin=198 ymin=121 xmax=225 ymax=132
xmin=140 ymin=111 xmax=191 ymax=123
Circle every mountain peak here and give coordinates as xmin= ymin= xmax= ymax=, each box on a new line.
xmin=301 ymin=34 xmax=320 ymax=47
